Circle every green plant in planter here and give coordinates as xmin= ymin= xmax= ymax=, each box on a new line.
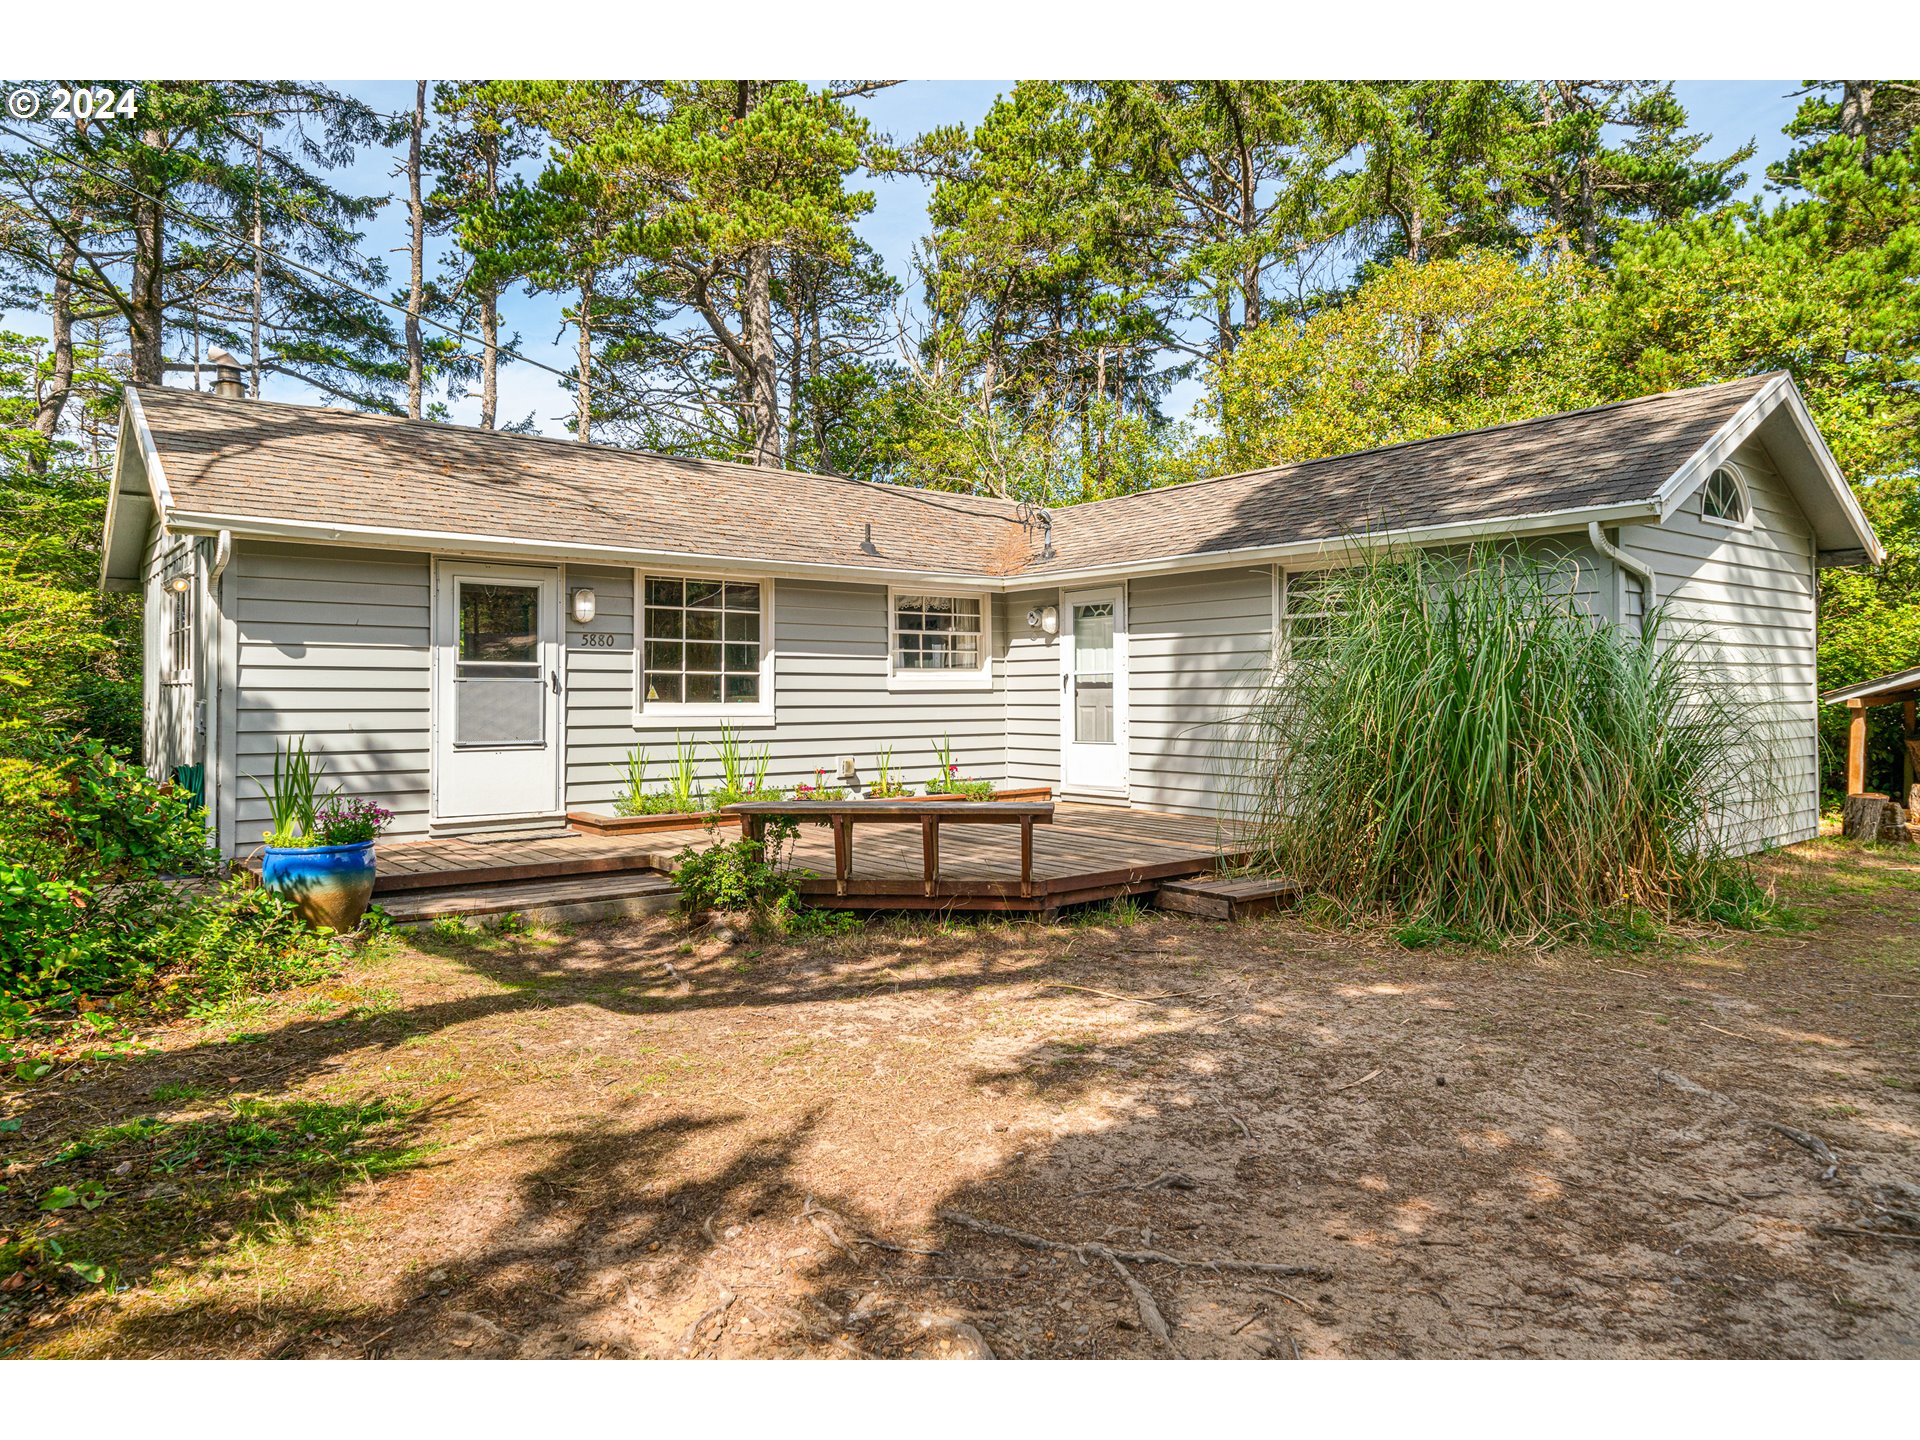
xmin=792 ymin=768 xmax=847 ymax=802
xmin=708 ymin=723 xmax=780 ymax=809
xmin=252 ymin=739 xmax=325 ymax=846
xmin=665 ymin=732 xmax=702 ymax=813
xmin=867 ymin=745 xmax=912 ymax=799
xmin=924 ymin=734 xmax=994 ymax=800
xmin=612 ymin=745 xmax=652 ymax=816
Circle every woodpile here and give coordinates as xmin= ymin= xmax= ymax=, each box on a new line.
xmin=1842 ymin=792 xmax=1916 ymax=844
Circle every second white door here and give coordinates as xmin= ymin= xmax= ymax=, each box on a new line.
xmin=1060 ymin=586 xmax=1127 ymax=796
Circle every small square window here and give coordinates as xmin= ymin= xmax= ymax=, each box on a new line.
xmin=890 ymin=593 xmax=986 ymax=678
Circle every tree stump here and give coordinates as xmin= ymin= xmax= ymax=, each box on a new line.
xmin=1842 ymin=793 xmax=1889 ymax=842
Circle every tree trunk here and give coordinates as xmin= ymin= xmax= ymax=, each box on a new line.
xmin=478 ymin=130 xmax=502 ymax=429
xmin=575 ymin=270 xmax=594 ymax=443
xmin=1838 ymin=81 xmax=1874 ymax=141
xmin=479 ymin=285 xmax=499 ymax=429
xmin=252 ymin=127 xmax=265 ymax=397
xmin=744 ymin=241 xmax=781 ymax=467
xmin=405 ymin=80 xmax=427 ymax=420
xmin=32 ymin=229 xmax=79 ymax=468
xmin=128 ymin=133 xmax=167 ymax=387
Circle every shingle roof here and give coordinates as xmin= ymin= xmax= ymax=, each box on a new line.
xmin=1033 ymin=372 xmax=1778 ymax=574
xmin=131 ymin=373 xmax=1778 ymax=579
xmin=133 ymin=386 xmax=1033 ymax=577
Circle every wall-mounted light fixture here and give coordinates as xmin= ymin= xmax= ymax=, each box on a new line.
xmin=1026 ymin=605 xmax=1059 ymax=636
xmin=571 ymin=587 xmax=597 ymax=624
xmin=167 ymin=573 xmax=192 ymax=594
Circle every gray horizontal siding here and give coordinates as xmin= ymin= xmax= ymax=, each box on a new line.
xmin=1623 ymin=435 xmax=1818 ymax=851
xmin=1127 ymin=566 xmax=1274 ymax=820
xmin=565 ymin=575 xmax=1009 ymax=813
xmin=1004 ymin=587 xmax=1062 ymax=788
xmin=228 ymin=541 xmax=433 ymax=849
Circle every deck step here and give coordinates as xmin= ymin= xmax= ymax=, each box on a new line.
xmin=379 ymin=871 xmax=680 ymax=928
xmin=1154 ymin=874 xmax=1303 ymax=921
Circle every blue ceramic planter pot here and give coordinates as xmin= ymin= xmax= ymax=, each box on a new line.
xmin=261 ymin=841 xmax=377 ymax=933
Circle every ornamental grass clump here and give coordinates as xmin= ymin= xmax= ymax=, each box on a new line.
xmin=1238 ymin=549 xmax=1781 ymax=944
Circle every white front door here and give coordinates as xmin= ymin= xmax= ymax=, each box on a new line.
xmin=433 ymin=562 xmax=562 ymax=824
xmin=1060 ymin=585 xmax=1127 ymax=796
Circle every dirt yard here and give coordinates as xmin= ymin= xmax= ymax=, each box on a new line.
xmin=5 ymin=838 xmax=1918 ymax=1360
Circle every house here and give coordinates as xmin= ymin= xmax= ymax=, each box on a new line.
xmin=100 ymin=369 xmax=1881 ymax=859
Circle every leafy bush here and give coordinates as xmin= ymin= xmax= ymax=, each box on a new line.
xmin=171 ymin=877 xmax=346 ymax=1000
xmin=672 ymin=819 xmax=800 ymax=917
xmin=1238 ymin=549 xmax=1781 ymax=944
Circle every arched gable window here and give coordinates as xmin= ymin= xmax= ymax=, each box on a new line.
xmin=1701 ymin=464 xmax=1751 ymax=526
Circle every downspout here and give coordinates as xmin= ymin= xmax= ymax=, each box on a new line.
xmin=1589 ymin=520 xmax=1654 ymax=635
xmin=204 ymin=529 xmax=232 ymax=852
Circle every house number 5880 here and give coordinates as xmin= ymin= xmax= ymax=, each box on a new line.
xmin=576 ymin=632 xmax=617 ymax=648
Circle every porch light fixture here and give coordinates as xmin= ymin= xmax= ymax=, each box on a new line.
xmin=1027 ymin=605 xmax=1058 ymax=636
xmin=571 ymin=587 xmax=597 ymax=624
xmin=167 ymin=573 xmax=192 ymax=594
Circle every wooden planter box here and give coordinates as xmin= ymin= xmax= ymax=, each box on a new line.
xmin=567 ymin=808 xmax=739 ymax=836
xmin=919 ymin=787 xmax=1054 ymax=802
xmin=570 ymin=787 xmax=1049 ymax=834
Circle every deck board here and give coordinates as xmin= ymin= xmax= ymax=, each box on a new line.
xmin=294 ymin=804 xmax=1249 ymax=914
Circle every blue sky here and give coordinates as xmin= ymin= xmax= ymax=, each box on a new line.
xmin=7 ymin=79 xmax=1810 ymax=434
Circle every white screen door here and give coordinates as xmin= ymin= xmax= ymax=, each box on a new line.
xmin=434 ymin=563 xmax=562 ymax=823
xmin=1061 ymin=586 xmax=1127 ymax=795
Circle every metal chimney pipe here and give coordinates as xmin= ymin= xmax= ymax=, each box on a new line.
xmin=206 ymin=345 xmax=246 ymax=399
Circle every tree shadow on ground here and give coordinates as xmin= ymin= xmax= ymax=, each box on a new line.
xmin=9 ymin=863 xmax=1920 ymax=1358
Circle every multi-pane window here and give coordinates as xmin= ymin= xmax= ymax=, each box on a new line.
xmin=167 ymin=579 xmax=193 ymax=682
xmin=1702 ymin=465 xmax=1750 ymax=525
xmin=642 ymin=577 xmax=763 ymax=706
xmin=892 ymin=594 xmax=984 ymax=672
xmin=1280 ymin=568 xmax=1343 ymax=655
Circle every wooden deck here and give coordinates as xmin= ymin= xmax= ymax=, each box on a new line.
xmin=341 ymin=804 xmax=1249 ymax=917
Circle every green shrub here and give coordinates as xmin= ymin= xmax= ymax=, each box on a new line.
xmin=672 ymin=819 xmax=801 ymax=917
xmin=1238 ymin=548 xmax=1781 ymax=944
xmin=171 ymin=877 xmax=346 ymax=1001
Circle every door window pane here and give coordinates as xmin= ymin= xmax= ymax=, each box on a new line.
xmin=460 ymin=584 xmax=539 ymax=665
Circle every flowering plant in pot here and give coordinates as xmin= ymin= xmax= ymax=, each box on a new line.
xmin=923 ymin=735 xmax=995 ymax=801
xmin=254 ymin=740 xmax=392 ymax=932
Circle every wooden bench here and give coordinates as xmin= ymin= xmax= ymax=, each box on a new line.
xmin=725 ymin=800 xmax=1055 ymax=899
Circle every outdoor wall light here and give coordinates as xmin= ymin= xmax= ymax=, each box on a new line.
xmin=1026 ymin=605 xmax=1059 ymax=635
xmin=571 ymin=587 xmax=597 ymax=624
xmin=167 ymin=573 xmax=192 ymax=594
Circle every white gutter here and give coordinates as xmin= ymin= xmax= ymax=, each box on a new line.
xmin=164 ymin=498 xmax=1662 ymax=595
xmin=1588 ymin=520 xmax=1655 ymax=633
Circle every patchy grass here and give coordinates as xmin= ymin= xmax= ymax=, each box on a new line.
xmin=2 ymin=837 xmax=1916 ymax=1359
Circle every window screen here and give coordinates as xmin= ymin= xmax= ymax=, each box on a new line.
xmin=642 ymin=577 xmax=762 ymax=705
xmin=454 ymin=581 xmax=544 ymax=746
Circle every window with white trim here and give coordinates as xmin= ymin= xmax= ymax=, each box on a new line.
xmin=639 ymin=576 xmax=769 ymax=710
xmin=1279 ymin=568 xmax=1344 ymax=656
xmin=166 ymin=577 xmax=194 ymax=683
xmin=889 ymin=591 xmax=989 ymax=685
xmin=1701 ymin=465 xmax=1751 ymax=526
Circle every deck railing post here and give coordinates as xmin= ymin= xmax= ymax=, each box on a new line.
xmin=1019 ymin=816 xmax=1034 ymax=899
xmin=832 ymin=815 xmax=851 ymax=897
xmin=921 ymin=816 xmax=940 ymax=897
